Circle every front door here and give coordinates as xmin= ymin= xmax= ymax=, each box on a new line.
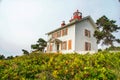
xmin=57 ymin=44 xmax=59 ymax=53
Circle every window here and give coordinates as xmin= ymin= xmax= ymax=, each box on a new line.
xmin=52 ymin=32 xmax=57 ymax=38
xmin=57 ymin=31 xmax=61 ymax=37
xmin=61 ymin=41 xmax=67 ymax=50
xmin=52 ymin=28 xmax=68 ymax=38
xmin=85 ymin=29 xmax=91 ymax=37
xmin=62 ymin=30 xmax=64 ymax=36
xmin=52 ymin=30 xmax=61 ymax=38
xmin=47 ymin=45 xmax=51 ymax=51
xmin=47 ymin=45 xmax=49 ymax=51
xmin=65 ymin=28 xmax=68 ymax=35
xmin=85 ymin=42 xmax=91 ymax=51
xmin=68 ymin=40 xmax=72 ymax=50
xmin=49 ymin=44 xmax=52 ymax=51
xmin=52 ymin=33 xmax=54 ymax=38
xmin=62 ymin=28 xmax=68 ymax=36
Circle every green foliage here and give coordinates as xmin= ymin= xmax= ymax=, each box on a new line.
xmin=94 ymin=15 xmax=120 ymax=46
xmin=0 ymin=54 xmax=5 ymax=60
xmin=22 ymin=49 xmax=29 ymax=55
xmin=98 ymin=49 xmax=102 ymax=52
xmin=106 ymin=46 xmax=120 ymax=51
xmin=31 ymin=44 xmax=39 ymax=49
xmin=31 ymin=38 xmax=47 ymax=52
xmin=0 ymin=52 xmax=120 ymax=79
xmin=6 ymin=56 xmax=14 ymax=60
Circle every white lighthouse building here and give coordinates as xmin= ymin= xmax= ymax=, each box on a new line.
xmin=46 ymin=10 xmax=98 ymax=54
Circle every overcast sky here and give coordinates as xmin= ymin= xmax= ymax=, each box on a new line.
xmin=0 ymin=0 xmax=120 ymax=57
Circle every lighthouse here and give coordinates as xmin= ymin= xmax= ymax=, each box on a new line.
xmin=69 ymin=10 xmax=82 ymax=22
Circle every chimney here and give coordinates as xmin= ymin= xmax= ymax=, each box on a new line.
xmin=61 ymin=21 xmax=65 ymax=27
xmin=69 ymin=10 xmax=82 ymax=22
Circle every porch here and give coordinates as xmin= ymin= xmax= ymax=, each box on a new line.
xmin=47 ymin=38 xmax=62 ymax=53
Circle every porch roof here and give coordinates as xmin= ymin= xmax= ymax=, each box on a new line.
xmin=48 ymin=38 xmax=62 ymax=43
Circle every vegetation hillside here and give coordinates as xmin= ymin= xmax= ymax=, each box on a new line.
xmin=0 ymin=52 xmax=120 ymax=80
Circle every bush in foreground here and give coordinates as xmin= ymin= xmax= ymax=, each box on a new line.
xmin=0 ymin=52 xmax=120 ymax=80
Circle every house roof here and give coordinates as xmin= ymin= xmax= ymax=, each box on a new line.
xmin=46 ymin=16 xmax=97 ymax=35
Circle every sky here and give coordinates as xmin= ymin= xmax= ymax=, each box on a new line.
xmin=0 ymin=0 xmax=120 ymax=57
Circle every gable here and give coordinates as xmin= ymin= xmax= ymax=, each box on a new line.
xmin=75 ymin=16 xmax=97 ymax=30
xmin=87 ymin=16 xmax=98 ymax=30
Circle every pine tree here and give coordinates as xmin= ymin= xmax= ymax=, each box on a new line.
xmin=31 ymin=38 xmax=47 ymax=52
xmin=94 ymin=15 xmax=120 ymax=47
xmin=0 ymin=54 xmax=5 ymax=60
xmin=22 ymin=49 xmax=29 ymax=55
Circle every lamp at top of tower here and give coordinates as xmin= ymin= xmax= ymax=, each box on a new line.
xmin=69 ymin=10 xmax=82 ymax=22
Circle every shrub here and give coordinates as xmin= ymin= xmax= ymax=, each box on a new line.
xmin=0 ymin=52 xmax=120 ymax=79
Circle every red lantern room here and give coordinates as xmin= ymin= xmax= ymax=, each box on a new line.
xmin=69 ymin=10 xmax=82 ymax=22
xmin=61 ymin=21 xmax=66 ymax=27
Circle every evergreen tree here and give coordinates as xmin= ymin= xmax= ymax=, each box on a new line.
xmin=94 ymin=15 xmax=120 ymax=47
xmin=31 ymin=38 xmax=47 ymax=52
xmin=22 ymin=49 xmax=29 ymax=55
xmin=0 ymin=54 xmax=5 ymax=60
xmin=6 ymin=56 xmax=14 ymax=59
